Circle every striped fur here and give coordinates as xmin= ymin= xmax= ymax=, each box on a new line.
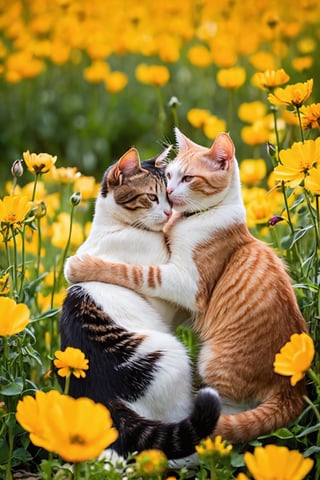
xmin=67 ymin=130 xmax=308 ymax=444
xmin=61 ymin=147 xmax=221 ymax=460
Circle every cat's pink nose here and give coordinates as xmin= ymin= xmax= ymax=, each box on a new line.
xmin=164 ymin=209 xmax=171 ymax=217
xmin=167 ymin=187 xmax=174 ymax=195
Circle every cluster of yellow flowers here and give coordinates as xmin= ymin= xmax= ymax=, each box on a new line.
xmin=1 ymin=0 xmax=320 ymax=88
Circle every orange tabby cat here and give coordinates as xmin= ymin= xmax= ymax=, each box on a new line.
xmin=66 ymin=129 xmax=308 ymax=443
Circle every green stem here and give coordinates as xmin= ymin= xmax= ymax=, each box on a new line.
xmin=64 ymin=373 xmax=71 ymax=395
xmin=281 ymin=182 xmax=294 ymax=234
xmin=296 ymin=106 xmax=305 ymax=143
xmin=36 ymin=216 xmax=42 ymax=278
xmin=271 ymin=106 xmax=281 ymax=162
xmin=18 ymin=225 xmax=26 ymax=301
xmin=228 ymin=89 xmax=234 ymax=133
xmin=303 ymin=394 xmax=320 ymax=423
xmin=73 ymin=461 xmax=82 ymax=480
xmin=156 ymin=87 xmax=166 ymax=134
xmin=57 ymin=203 xmax=75 ymax=288
xmin=6 ymin=423 xmax=14 ymax=480
xmin=31 ymin=173 xmax=40 ymax=202
xmin=10 ymin=226 xmax=18 ymax=299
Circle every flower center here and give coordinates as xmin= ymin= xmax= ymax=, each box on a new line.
xmin=70 ymin=434 xmax=86 ymax=445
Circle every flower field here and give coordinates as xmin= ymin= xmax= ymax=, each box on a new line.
xmin=0 ymin=0 xmax=320 ymax=478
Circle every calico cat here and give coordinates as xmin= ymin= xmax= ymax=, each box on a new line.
xmin=60 ymin=146 xmax=221 ymax=460
xmin=65 ymin=129 xmax=308 ymax=444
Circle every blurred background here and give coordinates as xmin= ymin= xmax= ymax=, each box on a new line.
xmin=0 ymin=0 xmax=320 ymax=188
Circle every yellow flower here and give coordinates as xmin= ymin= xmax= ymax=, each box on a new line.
xmin=135 ymin=449 xmax=167 ymax=476
xmin=252 ymin=68 xmax=290 ymax=91
xmin=0 ymin=297 xmax=30 ymax=336
xmin=0 ymin=273 xmax=10 ymax=295
xmin=104 ymin=71 xmax=128 ymax=93
xmin=305 ymin=167 xmax=320 ymax=195
xmin=203 ymin=115 xmax=227 ymax=140
xmin=274 ymin=138 xmax=320 ymax=188
xmin=216 ymin=67 xmax=246 ymax=89
xmin=49 ymin=167 xmax=81 ymax=184
xmin=300 ymin=103 xmax=320 ymax=130
xmin=187 ymin=108 xmax=211 ymax=128
xmin=268 ymin=79 xmax=313 ymax=108
xmin=240 ymin=159 xmax=267 ymax=185
xmin=241 ymin=122 xmax=270 ymax=146
xmin=187 ymin=45 xmax=212 ymax=68
xmin=73 ymin=175 xmax=99 ymax=200
xmin=0 ymin=195 xmax=32 ymax=228
xmin=244 ymin=444 xmax=314 ymax=480
xmin=83 ymin=61 xmax=110 ymax=83
xmin=292 ymin=56 xmax=313 ymax=73
xmin=238 ymin=101 xmax=267 ymax=124
xmin=54 ymin=347 xmax=89 ymax=379
xmin=274 ymin=333 xmax=315 ymax=386
xmin=23 ymin=151 xmax=57 ymax=175
xmin=135 ymin=64 xmax=170 ymax=87
xmin=16 ymin=390 xmax=118 ymax=463
xmin=196 ymin=435 xmax=232 ymax=458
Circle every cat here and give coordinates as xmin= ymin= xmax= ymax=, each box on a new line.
xmin=65 ymin=128 xmax=308 ymax=444
xmin=59 ymin=146 xmax=221 ymax=461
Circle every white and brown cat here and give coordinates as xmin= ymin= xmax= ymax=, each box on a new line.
xmin=65 ymin=129 xmax=307 ymax=444
xmin=60 ymin=146 xmax=221 ymax=460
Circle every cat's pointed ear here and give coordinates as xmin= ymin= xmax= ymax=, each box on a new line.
xmin=174 ymin=127 xmax=200 ymax=153
xmin=207 ymin=133 xmax=235 ymax=170
xmin=116 ymin=147 xmax=142 ymax=178
xmin=155 ymin=145 xmax=172 ymax=169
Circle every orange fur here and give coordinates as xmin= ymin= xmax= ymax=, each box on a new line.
xmin=67 ymin=131 xmax=308 ymax=443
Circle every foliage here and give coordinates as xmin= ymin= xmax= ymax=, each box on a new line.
xmin=0 ymin=1 xmax=320 ymax=479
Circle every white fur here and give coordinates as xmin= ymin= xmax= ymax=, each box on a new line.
xmin=120 ymin=155 xmax=246 ymax=311
xmin=65 ymin=180 xmax=194 ymax=423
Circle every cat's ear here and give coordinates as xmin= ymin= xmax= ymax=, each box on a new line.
xmin=207 ymin=133 xmax=235 ymax=170
xmin=155 ymin=145 xmax=172 ymax=169
xmin=116 ymin=148 xmax=142 ymax=178
xmin=174 ymin=127 xmax=201 ymax=153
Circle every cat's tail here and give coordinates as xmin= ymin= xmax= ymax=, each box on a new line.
xmin=213 ymin=386 xmax=305 ymax=444
xmin=109 ymin=387 xmax=221 ymax=460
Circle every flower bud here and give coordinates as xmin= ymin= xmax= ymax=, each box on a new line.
xmin=266 ymin=142 xmax=278 ymax=160
xmin=269 ymin=215 xmax=284 ymax=226
xmin=168 ymin=96 xmax=181 ymax=108
xmin=11 ymin=159 xmax=24 ymax=178
xmin=70 ymin=191 xmax=82 ymax=206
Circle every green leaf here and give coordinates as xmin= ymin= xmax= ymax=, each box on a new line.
xmin=0 ymin=378 xmax=23 ymax=396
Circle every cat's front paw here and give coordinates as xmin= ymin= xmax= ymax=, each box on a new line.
xmin=65 ymin=254 xmax=100 ymax=283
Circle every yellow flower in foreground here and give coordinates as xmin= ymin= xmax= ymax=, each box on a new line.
xmin=135 ymin=449 xmax=167 ymax=476
xmin=16 ymin=390 xmax=118 ymax=463
xmin=54 ymin=347 xmax=89 ymax=379
xmin=305 ymin=167 xmax=320 ymax=195
xmin=0 ymin=195 xmax=32 ymax=228
xmin=23 ymin=151 xmax=57 ymax=175
xmin=253 ymin=68 xmax=290 ymax=91
xmin=196 ymin=435 xmax=232 ymax=459
xmin=274 ymin=333 xmax=315 ymax=386
xmin=0 ymin=297 xmax=30 ymax=336
xmin=268 ymin=78 xmax=313 ymax=108
xmin=216 ymin=67 xmax=246 ymax=90
xmin=274 ymin=138 xmax=320 ymax=188
xmin=244 ymin=444 xmax=313 ymax=480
